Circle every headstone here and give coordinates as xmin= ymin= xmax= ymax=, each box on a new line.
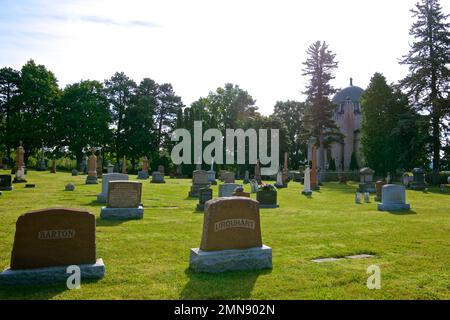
xmin=256 ymin=185 xmax=279 ymax=208
xmin=100 ymin=181 xmax=144 ymax=220
xmin=207 ymin=170 xmax=217 ymax=185
xmin=151 ymin=171 xmax=165 ymax=183
xmin=232 ymin=186 xmax=250 ymax=198
xmin=0 ymin=208 xmax=104 ymax=285
xmin=85 ymin=150 xmax=98 ymax=184
xmin=244 ymin=170 xmax=250 ymax=184
xmin=13 ymin=142 xmax=27 ymax=183
xmin=81 ymin=155 xmax=88 ymax=174
xmin=188 ymin=170 xmax=210 ymax=197
xmin=137 ymin=157 xmax=149 ymax=180
xmin=254 ymin=160 xmax=262 ymax=184
xmin=219 ymin=183 xmax=241 ymax=197
xmin=196 ymin=188 xmax=213 ymax=212
xmin=219 ymin=170 xmax=226 ymax=182
xmin=355 ymin=192 xmax=362 ymax=204
xmin=250 ymin=179 xmax=259 ymax=193
xmin=358 ymin=167 xmax=375 ymax=193
xmin=302 ymin=166 xmax=312 ymax=196
xmin=375 ymin=180 xmax=386 ymax=202
xmin=410 ymin=168 xmax=426 ymax=191
xmin=0 ymin=175 xmax=13 ymax=191
xmin=36 ymin=146 xmax=47 ymax=171
xmin=65 ymin=183 xmax=75 ymax=191
xmin=364 ymin=192 xmax=370 ymax=203
xmin=71 ymin=169 xmax=78 ymax=176
xmin=50 ymin=160 xmax=56 ymax=173
xmin=402 ymin=172 xmax=412 ymax=187
xmin=121 ymin=156 xmax=127 ymax=174
xmin=275 ymin=170 xmax=285 ymax=188
xmin=282 ymin=152 xmax=289 ymax=184
xmin=96 ymin=154 xmax=103 ymax=178
xmin=189 ymin=197 xmax=272 ymax=272
xmin=158 ymin=165 xmax=165 ymax=174
xmin=377 ymin=184 xmax=410 ymax=211
xmin=310 ymin=146 xmax=319 ymax=190
xmin=106 ymin=163 xmax=114 ymax=174
xmin=223 ymin=171 xmax=235 ymax=183
xmin=97 ymin=173 xmax=129 ymax=203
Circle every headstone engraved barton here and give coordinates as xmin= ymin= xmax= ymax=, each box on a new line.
xmin=0 ymin=208 xmax=105 ymax=285
xmin=100 ymin=181 xmax=144 ymax=220
xmin=189 ymin=197 xmax=272 ymax=272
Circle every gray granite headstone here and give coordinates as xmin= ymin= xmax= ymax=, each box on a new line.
xmin=377 ymin=184 xmax=410 ymax=211
xmin=97 ymin=173 xmax=129 ymax=203
xmin=219 ymin=183 xmax=241 ymax=197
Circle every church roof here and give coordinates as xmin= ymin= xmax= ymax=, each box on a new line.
xmin=332 ymin=78 xmax=364 ymax=104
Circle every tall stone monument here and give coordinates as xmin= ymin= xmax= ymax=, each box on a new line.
xmin=254 ymin=159 xmax=262 ymax=184
xmin=189 ymin=197 xmax=272 ymax=273
xmin=302 ymin=166 xmax=312 ymax=196
xmin=207 ymin=158 xmax=217 ymax=185
xmin=13 ymin=142 xmax=27 ymax=183
xmin=310 ymin=146 xmax=319 ymax=190
xmin=282 ymin=152 xmax=289 ymax=185
xmin=85 ymin=149 xmax=98 ymax=184
xmin=137 ymin=156 xmax=149 ymax=180
xmin=121 ymin=156 xmax=127 ymax=174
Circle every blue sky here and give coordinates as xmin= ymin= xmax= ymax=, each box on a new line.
xmin=1 ymin=0 xmax=448 ymax=114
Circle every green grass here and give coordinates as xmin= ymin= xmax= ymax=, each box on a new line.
xmin=0 ymin=169 xmax=449 ymax=300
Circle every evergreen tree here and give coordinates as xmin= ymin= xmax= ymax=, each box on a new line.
xmin=400 ymin=0 xmax=449 ymax=182
xmin=328 ymin=157 xmax=336 ymax=171
xmin=349 ymin=152 xmax=359 ymax=171
xmin=361 ymin=73 xmax=428 ymax=176
xmin=302 ymin=41 xmax=342 ymax=170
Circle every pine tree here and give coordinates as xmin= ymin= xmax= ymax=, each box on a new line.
xmin=328 ymin=157 xmax=336 ymax=171
xmin=302 ymin=41 xmax=343 ymax=170
xmin=400 ymin=0 xmax=450 ymax=183
xmin=349 ymin=152 xmax=359 ymax=171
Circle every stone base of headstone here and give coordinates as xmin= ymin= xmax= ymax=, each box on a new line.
xmin=100 ymin=206 xmax=144 ymax=220
xmin=358 ymin=183 xmax=375 ymax=193
xmin=409 ymin=183 xmax=426 ymax=191
xmin=137 ymin=170 xmax=149 ymax=180
xmin=302 ymin=190 xmax=312 ymax=196
xmin=377 ymin=203 xmax=410 ymax=211
xmin=96 ymin=193 xmax=107 ymax=203
xmin=0 ymin=258 xmax=105 ymax=285
xmin=259 ymin=204 xmax=279 ymax=209
xmin=189 ymin=183 xmax=210 ymax=197
xmin=13 ymin=177 xmax=27 ymax=184
xmin=85 ymin=176 xmax=98 ymax=184
xmin=0 ymin=186 xmax=13 ymax=191
xmin=189 ymin=245 xmax=272 ymax=273
xmin=196 ymin=203 xmax=206 ymax=212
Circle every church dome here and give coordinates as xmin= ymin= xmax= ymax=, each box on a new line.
xmin=332 ymin=78 xmax=364 ymax=104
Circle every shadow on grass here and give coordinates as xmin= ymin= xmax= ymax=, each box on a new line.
xmin=386 ymin=209 xmax=417 ymax=215
xmin=88 ymin=200 xmax=104 ymax=207
xmin=180 ymin=268 xmax=271 ymax=299
xmin=0 ymin=278 xmax=101 ymax=300
xmin=185 ymin=197 xmax=198 ymax=201
xmin=95 ymin=216 xmax=128 ymax=227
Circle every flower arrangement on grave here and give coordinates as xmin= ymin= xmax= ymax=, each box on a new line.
xmin=257 ymin=183 xmax=277 ymax=192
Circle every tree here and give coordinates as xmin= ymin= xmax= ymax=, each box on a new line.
xmin=361 ymin=73 xmax=428 ymax=176
xmin=121 ymin=78 xmax=158 ymax=168
xmin=0 ymin=67 xmax=21 ymax=159
xmin=302 ymin=41 xmax=342 ymax=171
xmin=400 ymin=0 xmax=449 ymax=182
xmin=328 ymin=157 xmax=336 ymax=171
xmin=56 ymin=80 xmax=111 ymax=167
xmin=9 ymin=60 xmax=60 ymax=163
xmin=272 ymin=100 xmax=308 ymax=168
xmin=104 ymin=72 xmax=137 ymax=163
xmin=349 ymin=152 xmax=359 ymax=171
xmin=154 ymin=83 xmax=184 ymax=151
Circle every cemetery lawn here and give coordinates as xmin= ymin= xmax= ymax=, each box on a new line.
xmin=0 ymin=170 xmax=449 ymax=300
